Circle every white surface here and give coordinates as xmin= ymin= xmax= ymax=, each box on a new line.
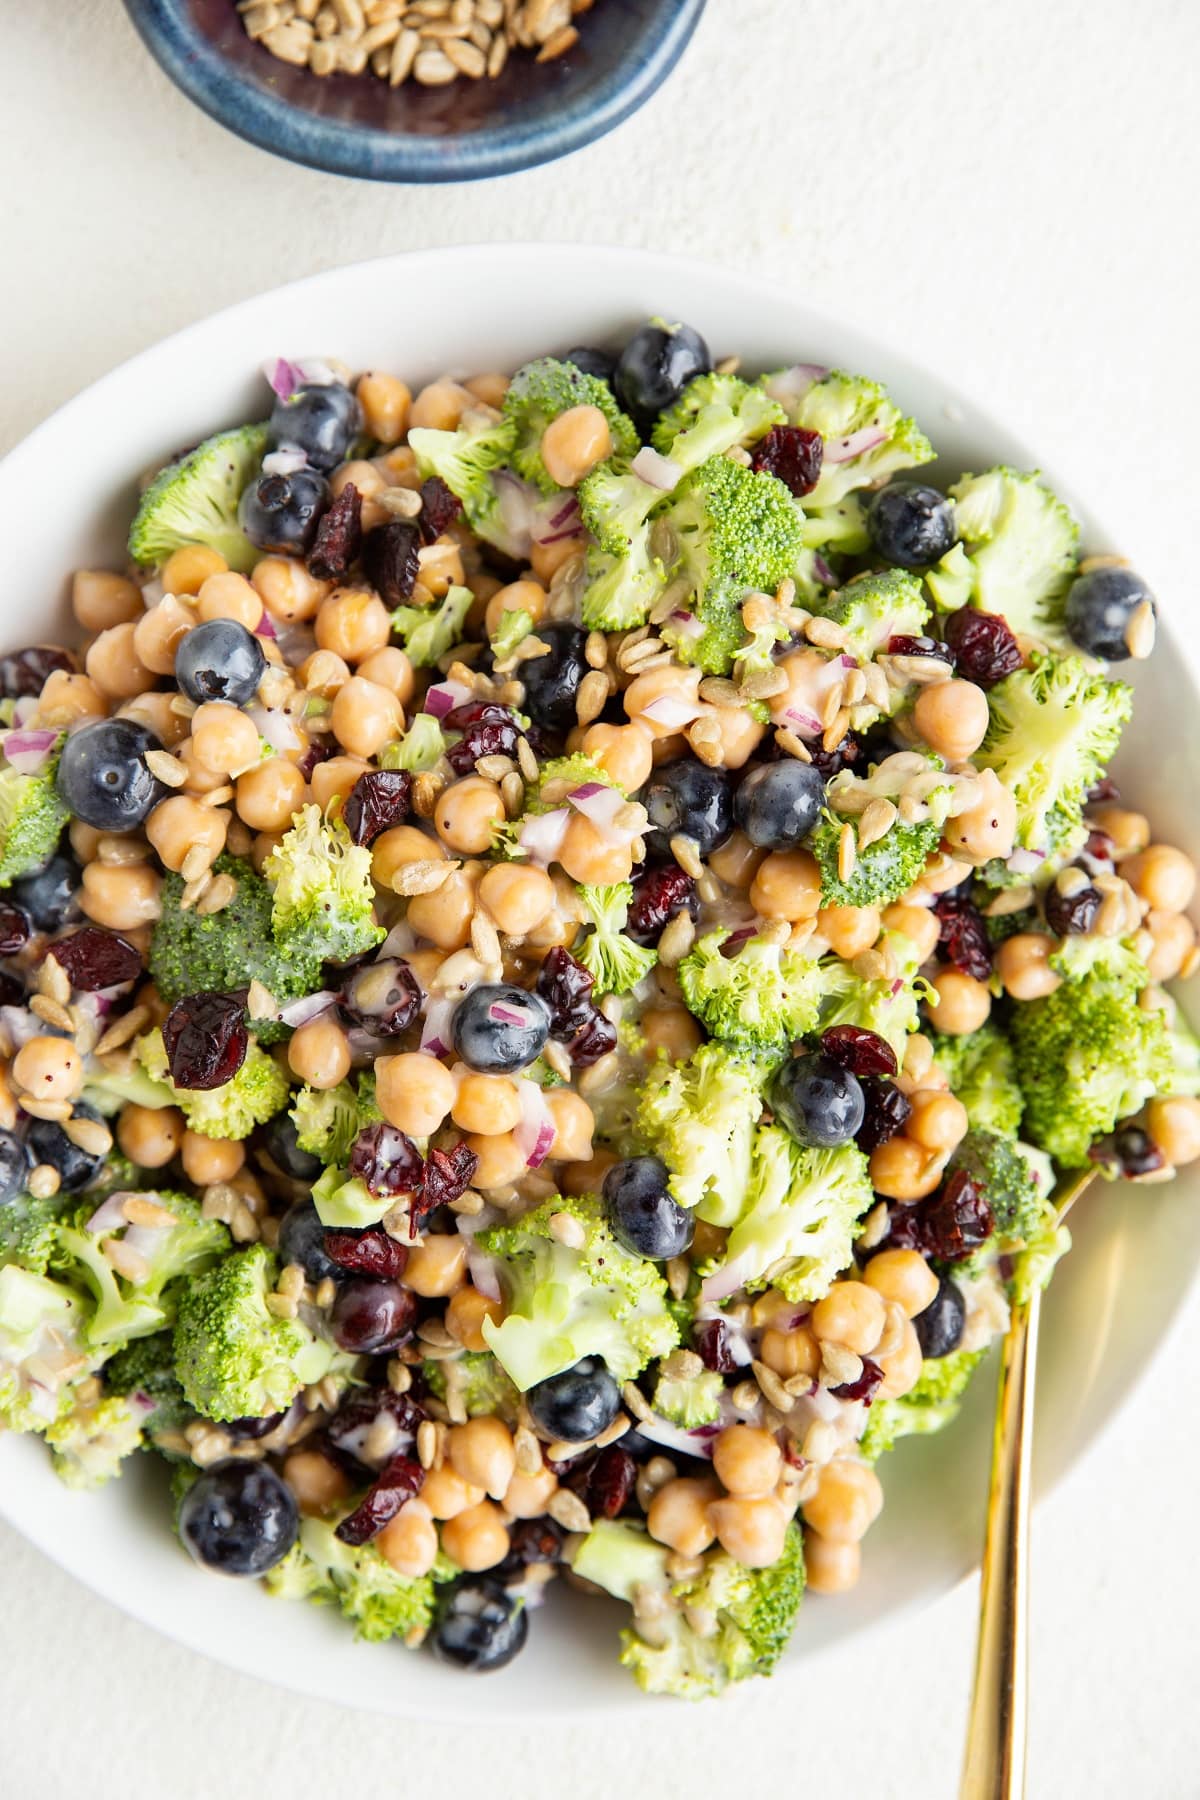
xmin=0 ymin=1 xmax=1197 ymax=1793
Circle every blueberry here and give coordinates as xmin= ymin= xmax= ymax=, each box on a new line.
xmin=615 ymin=321 xmax=710 ymax=419
xmin=277 ymin=1199 xmax=341 ymax=1283
xmin=771 ymin=1052 xmax=865 ymax=1148
xmin=179 ymin=1460 xmax=298 ymax=1577
xmin=734 ymin=760 xmax=825 ymax=850
xmin=602 ymin=1156 xmax=693 ymax=1260
xmin=452 ymin=983 xmax=550 ymax=1075
xmin=330 ymin=1278 xmax=417 ymax=1354
xmin=526 ymin=1358 xmax=622 ymax=1443
xmin=645 ymin=759 xmax=733 ymax=856
xmin=1064 ymin=566 xmax=1156 ymax=662
xmin=238 ymin=469 xmax=331 ymax=556
xmin=912 ymin=1275 xmax=965 ymax=1359
xmin=268 ymin=381 xmax=363 ymax=473
xmin=27 ymin=1101 xmax=106 ymax=1191
xmin=175 ymin=618 xmax=266 ymax=707
xmin=9 ymin=850 xmax=81 ymax=932
xmin=433 ymin=1578 xmax=529 ymax=1672
xmin=262 ymin=1115 xmax=323 ymax=1183
xmin=518 ymin=623 xmax=588 ymax=735
xmin=56 ymin=719 xmax=165 ymax=832
xmin=562 ymin=346 xmax=617 ymax=385
xmin=867 ymin=482 xmax=957 ymax=569
xmin=0 ymin=1128 xmax=31 ymax=1206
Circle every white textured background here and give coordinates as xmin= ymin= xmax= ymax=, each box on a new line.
xmin=2 ymin=3 xmax=1199 ymax=1795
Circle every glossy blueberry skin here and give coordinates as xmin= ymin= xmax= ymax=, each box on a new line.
xmin=526 ymin=1357 xmax=622 ymax=1443
xmin=452 ymin=983 xmax=551 ymax=1075
xmin=262 ymin=1114 xmax=324 ymax=1183
xmin=238 ymin=469 xmax=331 ymax=556
xmin=734 ymin=760 xmax=826 ymax=850
xmin=27 ymin=1101 xmax=107 ymax=1192
xmin=175 ymin=618 xmax=267 ymax=707
xmin=772 ymin=1052 xmax=865 ymax=1148
xmin=56 ymin=719 xmax=165 ymax=832
xmin=433 ymin=1578 xmax=529 ymax=1672
xmin=867 ymin=482 xmax=957 ymax=569
xmin=912 ymin=1275 xmax=966 ymax=1359
xmin=179 ymin=1461 xmax=298 ymax=1577
xmin=615 ymin=321 xmax=710 ymax=418
xmin=645 ymin=759 xmax=733 ymax=856
xmin=268 ymin=382 xmax=363 ymax=472
xmin=277 ymin=1199 xmax=341 ymax=1284
xmin=0 ymin=1128 xmax=31 ymax=1206
xmin=562 ymin=346 xmax=617 ymax=385
xmin=330 ymin=1278 xmax=416 ymax=1354
xmin=602 ymin=1155 xmax=693 ymax=1260
xmin=517 ymin=623 xmax=588 ymax=736
xmin=1064 ymin=566 xmax=1156 ymax=662
xmin=9 ymin=850 xmax=80 ymax=932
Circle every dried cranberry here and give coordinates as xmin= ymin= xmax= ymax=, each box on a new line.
xmin=417 ymin=477 xmax=462 ymax=546
xmin=749 ymin=425 xmax=824 ymax=497
xmin=325 ymin=1386 xmax=424 ymax=1473
xmin=0 ymin=902 xmax=31 ymax=956
xmin=415 ymin=1142 xmax=480 ymax=1224
xmin=323 ymin=1227 xmax=409 ymax=1280
xmin=499 ymin=1517 xmax=564 ymax=1574
xmin=933 ymin=894 xmax=992 ymax=981
xmin=535 ymin=946 xmax=597 ymax=1037
xmin=856 ymin=1076 xmax=912 ymax=1151
xmin=1087 ymin=775 xmax=1120 ymax=805
xmin=442 ymin=701 xmax=517 ymax=731
xmin=821 ymin=1025 xmax=898 ymax=1078
xmin=568 ymin=1008 xmax=618 ymax=1067
xmin=892 ymin=1169 xmax=994 ymax=1262
xmin=0 ymin=645 xmax=75 ymax=699
xmin=942 ymin=608 xmax=1023 ymax=688
xmin=362 ymin=520 xmax=420 ymax=606
xmin=349 ymin=1122 xmax=425 ymax=1198
xmin=296 ymin=741 xmax=332 ymax=781
xmin=830 ymin=1356 xmax=883 ymax=1404
xmin=627 ymin=865 xmax=699 ymax=945
xmin=888 ymin=634 xmax=955 ymax=664
xmin=447 ymin=717 xmax=523 ymax=776
xmin=693 ymin=1318 xmax=738 ymax=1373
xmin=1043 ymin=882 xmax=1100 ymax=937
xmin=806 ymin=733 xmax=862 ymax=781
xmin=577 ymin=1445 xmax=636 ymax=1519
xmin=307 ymin=481 xmax=363 ymax=582
xmin=334 ymin=1450 xmax=425 ymax=1546
xmin=339 ymin=959 xmax=422 ymax=1037
xmin=162 ymin=991 xmax=247 ymax=1090
xmin=342 ymin=770 xmax=412 ymax=846
xmin=49 ymin=926 xmax=143 ymax=990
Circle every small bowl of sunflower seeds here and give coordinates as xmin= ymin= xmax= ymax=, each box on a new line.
xmin=123 ymin=0 xmax=706 ymax=183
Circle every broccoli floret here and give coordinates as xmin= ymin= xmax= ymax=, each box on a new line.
xmin=659 ymin=456 xmax=808 ymax=674
xmin=577 ymin=459 xmax=664 ymax=559
xmin=635 ymin=1041 xmax=764 ymax=1224
xmin=52 ymin=1189 xmax=231 ymax=1351
xmin=136 ymin=1029 xmax=289 ymax=1141
xmin=391 ymin=584 xmax=474 ymax=668
xmin=810 ymin=810 xmax=941 ymax=910
xmin=265 ymin=804 xmax=384 ymax=965
xmin=503 ymin=356 xmax=639 ymax=492
xmin=478 ymin=1192 xmax=680 ymax=1391
xmin=700 ymin=1125 xmax=873 ymax=1303
xmin=150 ymin=855 xmax=323 ymax=1043
xmin=815 ymin=929 xmax=931 ymax=1061
xmin=0 ymin=1192 xmax=64 ymax=1276
xmin=265 ymin=1514 xmax=445 ymax=1644
xmin=572 ymin=1517 xmax=672 ymax=1600
xmin=574 ymin=883 xmax=657 ymax=996
xmin=380 ymin=711 xmax=448 ymax=774
xmin=1158 ymin=997 xmax=1200 ymax=1099
xmin=408 ymin=417 xmax=518 ymax=547
xmin=809 ymin=568 xmax=930 ymax=665
xmin=421 ymin=1350 xmax=519 ymax=1420
xmin=579 ymin=536 xmax=668 ymax=634
xmin=676 ymin=929 xmax=824 ymax=1057
xmin=128 ymin=423 xmax=269 ymax=573
xmin=932 ymin=1022 xmax=1024 ymax=1136
xmin=311 ymin=1165 xmax=393 ymax=1231
xmin=172 ymin=1243 xmax=338 ymax=1423
xmin=489 ymin=606 xmax=535 ymax=662
xmin=799 ymin=492 xmax=871 ymax=557
xmin=786 ymin=369 xmax=934 ymax=510
xmin=104 ymin=1329 xmax=193 ymax=1443
xmin=926 ymin=468 xmax=1079 ymax=644
xmin=650 ymin=372 xmax=785 ymax=470
xmin=291 ymin=1071 xmax=381 ymax=1166
xmin=46 ymin=1389 xmax=147 ymax=1489
xmin=82 ymin=1061 xmax=177 ymax=1117
xmin=0 ymin=1262 xmax=96 ymax=1433
xmin=0 ymin=755 xmax=69 ymax=886
xmin=859 ymin=1348 xmax=986 ymax=1461
xmin=949 ymin=1128 xmax=1046 ymax=1246
xmin=651 ymin=1362 xmax=725 ymax=1428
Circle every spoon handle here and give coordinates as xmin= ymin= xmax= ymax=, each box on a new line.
xmin=959 ymin=1287 xmax=1041 ymax=1800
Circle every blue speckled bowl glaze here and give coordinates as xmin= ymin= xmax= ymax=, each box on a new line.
xmin=123 ymin=0 xmax=706 ymax=183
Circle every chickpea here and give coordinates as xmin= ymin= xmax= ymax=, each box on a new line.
xmin=448 ymin=1417 xmax=516 ymax=1500
xmin=818 ymin=904 xmax=880 ymax=961
xmin=529 ymin=535 xmax=581 ymax=585
xmin=749 ymin=849 xmax=822 ymax=921
xmin=1125 ymin=845 xmax=1197 ymax=914
xmin=196 ymin=571 xmax=262 ymax=630
xmin=810 ymin=1282 xmax=887 ymax=1356
xmin=478 ymin=863 xmax=556 ymax=937
xmin=539 ymin=405 xmax=612 ymax=489
xmin=13 ymin=1036 xmax=84 ymax=1103
xmin=581 ymin=721 xmax=654 ymax=793
xmin=441 ymin=1499 xmax=510 ymax=1572
xmin=178 ymin=737 xmax=232 ymax=797
xmin=759 ymin=1322 xmax=821 ymax=1380
xmin=692 ymin=706 xmax=766 ymax=771
xmin=1147 ymin=1095 xmax=1200 ymax=1167
xmin=310 ymin=754 xmax=370 ymax=812
xmin=445 ymin=1285 xmax=505 ymax=1352
xmin=801 ymin=1459 xmax=883 ymax=1545
xmin=928 ymin=968 xmax=991 ymax=1035
xmin=181 ymin=1131 xmax=245 ymax=1186
xmin=376 ymin=1051 xmax=455 ymax=1136
xmin=646 ymin=1476 xmax=720 ymax=1557
xmin=252 ymin=556 xmax=329 ymax=625
xmin=708 ymin=830 xmax=766 ymax=890
xmin=410 ymin=379 xmax=474 ymax=432
xmin=117 ymin=1102 xmax=184 ymax=1168
xmin=804 ymin=1530 xmax=862 ymax=1595
xmin=316 ymin=588 xmax=392 ymax=664
xmin=907 ymin=1089 xmax=970 ymax=1153
xmin=190 ymin=702 xmax=262 ymax=776
xmin=407 ymin=867 xmax=479 ymax=951
xmin=133 ymin=595 xmax=196 ymax=676
xmin=356 ymin=371 xmax=411 ymax=445
xmin=863 ymin=1247 xmax=939 ymax=1319
xmin=708 ymin=1495 xmax=791 ymax=1568
xmin=283 ymin=1448 xmax=351 ymax=1518
xmin=434 ymin=777 xmax=505 ymax=856
xmin=642 ymin=1007 xmax=703 ymax=1063
xmin=421 ymin=1465 xmax=485 ymax=1521
xmin=462 ymin=372 xmax=508 ymax=409
xmin=404 ymin=948 xmax=446 ymax=990
xmin=357 ymin=647 xmax=415 ymax=706
xmin=1145 ymin=911 xmax=1196 ymax=982
xmin=560 ymin=1147 xmax=619 ymax=1198
xmin=912 ymin=678 xmax=989 ymax=763
xmin=251 ymin=831 xmax=282 ymax=873
xmin=235 ymin=758 xmax=307 ymax=832
xmin=503 ymin=1464 xmax=559 ymax=1519
xmin=484 ymin=579 xmax=548 ymax=639
xmin=869 ymin=1135 xmax=943 ymax=1201
xmin=1092 ymin=804 xmax=1150 ymax=857
xmin=330 ymin=677 xmax=403 ymax=760
xmin=541 ymin=1088 xmax=592 ymax=1164
xmin=85 ymin=622 xmax=155 ymax=701
xmin=881 ymin=902 xmax=940 ymax=964
xmin=943 ymin=769 xmax=1017 ymax=866
xmin=287 ymin=1015 xmax=352 ymax=1090
xmin=332 ymin=460 xmax=387 ymax=503
xmin=356 ymin=1499 xmax=434 ymax=1584
xmin=371 ymin=823 xmax=446 ymax=891
xmin=120 ymin=689 xmax=189 ymax=748
xmin=874 ymin=1312 xmax=924 ymax=1399
xmin=711 ymin=1425 xmax=783 ymax=1499
xmin=623 ymin=663 xmax=704 ymax=738
xmin=38 ymin=671 xmax=106 ymax=727
xmin=404 ymin=1233 xmax=468 ymax=1298
xmin=452 ymin=1071 xmax=522 ymax=1136
xmin=558 ymin=814 xmax=634 ymax=886
xmin=146 ymin=795 xmax=230 ymax=878
xmin=463 ymin=1130 xmax=528 ymax=1191
xmin=161 ymin=546 xmax=227 ymax=598
xmin=80 ymin=862 xmax=162 ymax=930
xmin=72 ymin=569 xmax=144 ymax=632
xmin=996 ymin=933 xmax=1062 ymax=1001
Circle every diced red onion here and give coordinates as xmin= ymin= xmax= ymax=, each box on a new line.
xmin=294 ymin=357 xmax=339 ymax=387
xmin=567 ymin=783 xmax=629 ymax=845
xmin=698 ymin=1255 xmax=754 ymax=1303
xmin=261 ymin=447 xmax=308 ymax=478
xmin=1007 ymin=848 xmax=1046 ymax=875
xmin=514 ymin=1079 xmax=555 ymax=1168
xmin=86 ymin=1192 xmax=136 ymax=1234
xmin=246 ymin=706 xmax=302 ymax=753
xmin=489 ymin=1002 xmax=532 ymax=1028
xmin=641 ymin=693 xmax=705 ymax=730
xmin=666 ymin=610 xmax=705 ymax=642
xmin=424 ymin=680 xmax=472 ymax=720
xmin=263 ymin=357 xmax=305 ymax=401
xmin=633 ymin=1414 xmax=721 ymax=1460
xmin=812 ymin=554 xmax=836 ymax=586
xmin=518 ymin=807 xmax=570 ymax=865
xmin=825 ymin=425 xmax=888 ymax=464
xmin=139 ymin=577 xmax=165 ymax=609
xmin=631 ymin=446 xmax=683 ymax=490
xmin=277 ymin=989 xmax=337 ymax=1029
xmin=461 ymin=1235 xmax=503 ymax=1302
xmin=784 ymin=706 xmax=822 ymax=737
xmin=531 ymin=493 xmax=584 ymax=547
xmin=763 ymin=363 xmax=829 ymax=404
xmin=492 ymin=470 xmax=540 ymax=559
xmin=420 ymin=997 xmax=455 ymax=1057
xmin=255 ymin=610 xmax=278 ymax=641
xmin=378 ymin=920 xmax=416 ymax=958
xmin=1 ymin=729 xmax=59 ymax=775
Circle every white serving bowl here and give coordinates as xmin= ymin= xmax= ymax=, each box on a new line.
xmin=1 ymin=246 xmax=1197 ymax=1719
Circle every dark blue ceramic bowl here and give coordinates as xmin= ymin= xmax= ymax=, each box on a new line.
xmin=123 ymin=0 xmax=706 ymax=183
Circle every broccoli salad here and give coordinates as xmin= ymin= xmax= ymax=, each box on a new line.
xmin=0 ymin=323 xmax=1195 ymax=1698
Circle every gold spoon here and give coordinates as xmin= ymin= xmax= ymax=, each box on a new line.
xmin=959 ymin=1167 xmax=1097 ymax=1800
